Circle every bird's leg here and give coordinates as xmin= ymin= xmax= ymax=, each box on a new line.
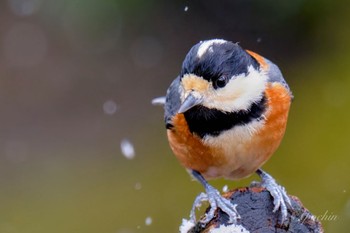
xmin=190 ymin=170 xmax=240 ymax=224
xmin=255 ymin=169 xmax=293 ymax=223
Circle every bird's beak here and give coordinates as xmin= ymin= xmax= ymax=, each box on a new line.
xmin=178 ymin=92 xmax=203 ymax=113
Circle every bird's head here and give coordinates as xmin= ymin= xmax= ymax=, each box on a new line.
xmin=178 ymin=39 xmax=268 ymax=114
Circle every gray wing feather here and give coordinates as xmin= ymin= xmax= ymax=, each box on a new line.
xmin=164 ymin=76 xmax=181 ymax=128
xmin=265 ymin=58 xmax=293 ymax=96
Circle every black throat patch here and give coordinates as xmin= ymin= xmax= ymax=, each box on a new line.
xmin=183 ymin=96 xmax=267 ymax=138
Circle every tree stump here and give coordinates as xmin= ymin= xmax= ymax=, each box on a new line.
xmin=180 ymin=187 xmax=323 ymax=233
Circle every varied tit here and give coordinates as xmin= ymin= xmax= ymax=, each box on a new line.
xmin=163 ymin=39 xmax=293 ymax=224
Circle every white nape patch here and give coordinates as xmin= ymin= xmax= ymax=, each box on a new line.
xmin=202 ymin=66 xmax=267 ymax=112
xmin=179 ymin=219 xmax=195 ymax=233
xmin=209 ymin=223 xmax=250 ymax=233
xmin=197 ymin=39 xmax=227 ymax=58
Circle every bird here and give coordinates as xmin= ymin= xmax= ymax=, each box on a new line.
xmin=162 ymin=39 xmax=293 ymax=225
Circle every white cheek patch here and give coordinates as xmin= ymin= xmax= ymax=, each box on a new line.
xmin=197 ymin=39 xmax=227 ymax=58
xmin=202 ymin=66 xmax=267 ymax=112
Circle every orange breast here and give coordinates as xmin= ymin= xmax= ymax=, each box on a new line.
xmin=167 ymin=114 xmax=227 ymax=174
xmin=167 ymin=83 xmax=291 ymax=180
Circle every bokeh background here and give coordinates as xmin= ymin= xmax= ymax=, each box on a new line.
xmin=0 ymin=0 xmax=349 ymax=232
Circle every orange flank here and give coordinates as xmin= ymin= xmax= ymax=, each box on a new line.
xmin=257 ymin=83 xmax=292 ymax=156
xmin=241 ymin=83 xmax=292 ymax=175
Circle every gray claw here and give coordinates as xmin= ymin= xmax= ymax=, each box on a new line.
xmin=190 ymin=170 xmax=240 ymax=225
xmin=190 ymin=192 xmax=208 ymax=223
xmin=256 ymin=169 xmax=293 ymax=223
xmin=190 ymin=185 xmax=240 ymax=225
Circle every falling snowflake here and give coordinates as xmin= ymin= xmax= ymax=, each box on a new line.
xmin=103 ymin=100 xmax=118 ymax=115
xmin=222 ymin=185 xmax=229 ymax=192
xmin=145 ymin=216 xmax=152 ymax=226
xmin=134 ymin=182 xmax=142 ymax=190
xmin=120 ymin=139 xmax=135 ymax=159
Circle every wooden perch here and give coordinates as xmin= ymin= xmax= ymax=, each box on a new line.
xmin=181 ymin=187 xmax=323 ymax=233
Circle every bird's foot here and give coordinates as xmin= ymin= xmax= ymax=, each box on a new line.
xmin=190 ymin=184 xmax=240 ymax=225
xmin=255 ymin=169 xmax=293 ymax=223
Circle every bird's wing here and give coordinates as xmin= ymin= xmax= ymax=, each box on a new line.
xmin=264 ymin=58 xmax=292 ymax=95
xmin=151 ymin=96 xmax=166 ymax=106
xmin=164 ymin=76 xmax=182 ymax=129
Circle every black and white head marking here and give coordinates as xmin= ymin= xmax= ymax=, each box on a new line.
xmin=180 ymin=39 xmax=266 ymax=112
xmin=175 ymin=39 xmax=269 ymax=137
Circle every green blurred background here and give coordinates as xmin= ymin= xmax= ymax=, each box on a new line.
xmin=0 ymin=0 xmax=349 ymax=232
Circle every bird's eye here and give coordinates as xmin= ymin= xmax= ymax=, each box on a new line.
xmin=215 ymin=76 xmax=228 ymax=88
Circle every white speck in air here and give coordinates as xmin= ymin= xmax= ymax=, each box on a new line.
xmin=120 ymin=139 xmax=135 ymax=159
xmin=257 ymin=37 xmax=262 ymax=43
xmin=184 ymin=6 xmax=189 ymax=12
xmin=222 ymin=185 xmax=229 ymax=192
xmin=134 ymin=182 xmax=142 ymax=190
xmin=145 ymin=217 xmax=152 ymax=226
xmin=103 ymin=100 xmax=118 ymax=115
